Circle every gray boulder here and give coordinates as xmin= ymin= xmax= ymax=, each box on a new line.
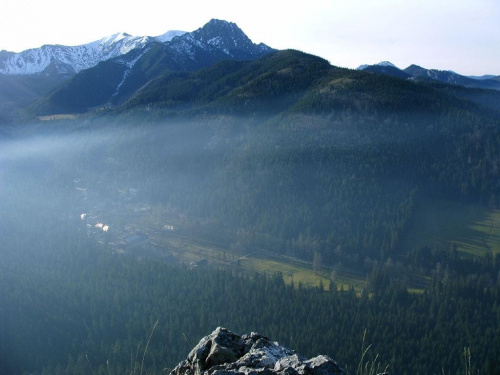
xmin=170 ymin=327 xmax=345 ymax=375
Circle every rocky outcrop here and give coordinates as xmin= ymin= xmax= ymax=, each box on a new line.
xmin=170 ymin=327 xmax=345 ymax=375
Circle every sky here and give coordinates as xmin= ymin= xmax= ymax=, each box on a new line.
xmin=1 ymin=0 xmax=499 ymax=76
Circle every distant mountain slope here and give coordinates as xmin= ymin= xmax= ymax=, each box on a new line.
xmin=118 ymin=49 xmax=496 ymax=121
xmin=123 ymin=49 xmax=332 ymax=114
xmin=468 ymin=74 xmax=497 ymax=80
xmin=0 ymin=74 xmax=69 ymax=122
xmin=404 ymin=64 xmax=500 ymax=90
xmin=36 ymin=19 xmax=275 ymax=115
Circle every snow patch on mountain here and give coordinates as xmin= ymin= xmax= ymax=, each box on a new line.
xmin=115 ymin=50 xmax=146 ymax=69
xmin=112 ymin=48 xmax=149 ymax=98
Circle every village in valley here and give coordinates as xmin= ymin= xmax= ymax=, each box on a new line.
xmin=73 ymin=178 xmax=187 ymax=265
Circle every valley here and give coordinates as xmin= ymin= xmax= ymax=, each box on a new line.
xmin=75 ymin=175 xmax=498 ymax=295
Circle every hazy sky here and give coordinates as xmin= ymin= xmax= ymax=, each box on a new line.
xmin=1 ymin=0 xmax=499 ymax=75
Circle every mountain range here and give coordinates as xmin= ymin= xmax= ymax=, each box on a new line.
xmin=358 ymin=61 xmax=500 ymax=90
xmin=1 ymin=18 xmax=500 ymax=122
xmin=0 ymin=19 xmax=275 ymax=120
xmin=0 ymin=31 xmax=181 ymax=76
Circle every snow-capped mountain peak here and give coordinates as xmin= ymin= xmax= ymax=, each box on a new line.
xmin=356 ymin=61 xmax=410 ymax=79
xmin=357 ymin=61 xmax=398 ymax=70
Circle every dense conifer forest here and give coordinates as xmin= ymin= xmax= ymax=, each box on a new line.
xmin=1 ymin=223 xmax=499 ymax=375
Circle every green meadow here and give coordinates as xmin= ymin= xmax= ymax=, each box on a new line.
xmin=151 ymin=231 xmax=366 ymax=291
xmin=402 ymin=199 xmax=500 ymax=257
xmin=237 ymin=253 xmax=366 ymax=292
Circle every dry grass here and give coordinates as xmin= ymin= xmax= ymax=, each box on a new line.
xmin=351 ymin=329 xmax=388 ymax=375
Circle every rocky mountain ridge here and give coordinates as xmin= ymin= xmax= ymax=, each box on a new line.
xmin=0 ymin=33 xmax=174 ymax=76
xmin=170 ymin=327 xmax=346 ymax=375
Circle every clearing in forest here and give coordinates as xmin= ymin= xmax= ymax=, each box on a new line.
xmin=402 ymin=199 xmax=500 ymax=257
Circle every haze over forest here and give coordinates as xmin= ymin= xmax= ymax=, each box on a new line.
xmin=1 ymin=19 xmax=500 ymax=375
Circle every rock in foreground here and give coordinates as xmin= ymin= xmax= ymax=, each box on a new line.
xmin=170 ymin=327 xmax=345 ymax=375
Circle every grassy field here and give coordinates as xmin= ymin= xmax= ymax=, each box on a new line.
xmin=237 ymin=253 xmax=366 ymax=292
xmin=151 ymin=231 xmax=366 ymax=292
xmin=402 ymin=199 xmax=500 ymax=256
